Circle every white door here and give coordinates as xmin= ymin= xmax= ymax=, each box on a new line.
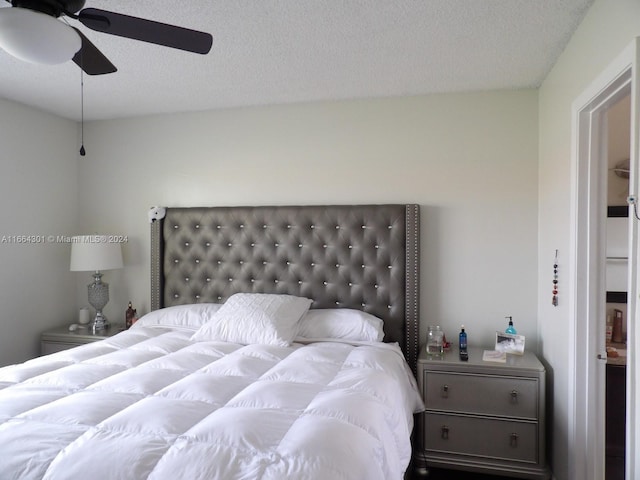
xmin=570 ymin=38 xmax=640 ymax=480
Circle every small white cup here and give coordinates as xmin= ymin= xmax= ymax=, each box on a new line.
xmin=79 ymin=307 xmax=90 ymax=325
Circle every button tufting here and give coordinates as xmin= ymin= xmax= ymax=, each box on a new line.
xmin=185 ymin=277 xmax=189 ymax=282
xmin=216 ymin=225 xmax=221 ymax=229
xmin=195 ymin=224 xmax=200 ymax=229
xmin=228 ymin=278 xmax=233 ymax=282
xmin=274 ymin=279 xmax=279 ymax=283
xmin=195 ymin=259 xmax=200 ymax=263
xmin=206 ymin=278 xmax=211 ymax=282
xmin=185 ymin=242 xmax=189 ymax=246
xmin=195 ymin=295 xmax=200 ymax=299
xmin=173 ymin=225 xmax=178 ymax=229
xmin=174 ymin=294 xmax=179 ymax=298
xmin=205 ymin=242 xmax=211 ymax=247
xmin=174 ymin=259 xmax=179 ymax=263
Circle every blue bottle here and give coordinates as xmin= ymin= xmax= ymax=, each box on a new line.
xmin=459 ymin=325 xmax=467 ymax=352
xmin=505 ymin=316 xmax=517 ymax=335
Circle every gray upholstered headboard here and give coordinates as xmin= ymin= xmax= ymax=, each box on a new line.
xmin=150 ymin=204 xmax=420 ymax=370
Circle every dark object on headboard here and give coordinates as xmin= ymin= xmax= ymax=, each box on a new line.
xmin=150 ymin=204 xmax=420 ymax=370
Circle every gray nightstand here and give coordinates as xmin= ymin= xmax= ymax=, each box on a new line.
xmin=414 ymin=347 xmax=549 ymax=479
xmin=41 ymin=324 xmax=124 ymax=355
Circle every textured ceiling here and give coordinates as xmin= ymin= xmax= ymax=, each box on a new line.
xmin=0 ymin=0 xmax=594 ymax=121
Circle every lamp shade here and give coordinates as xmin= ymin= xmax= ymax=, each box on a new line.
xmin=70 ymin=236 xmax=123 ymax=272
xmin=0 ymin=8 xmax=81 ymax=65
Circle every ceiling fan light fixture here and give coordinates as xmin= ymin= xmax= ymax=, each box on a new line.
xmin=0 ymin=7 xmax=81 ymax=65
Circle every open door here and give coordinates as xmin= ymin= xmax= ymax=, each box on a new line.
xmin=570 ymin=37 xmax=640 ymax=480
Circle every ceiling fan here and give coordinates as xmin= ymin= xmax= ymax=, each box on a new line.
xmin=0 ymin=0 xmax=213 ymax=75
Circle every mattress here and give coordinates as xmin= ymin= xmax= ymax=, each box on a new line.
xmin=0 ymin=325 xmax=423 ymax=479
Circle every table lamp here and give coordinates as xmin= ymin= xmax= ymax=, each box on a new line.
xmin=70 ymin=235 xmax=123 ymax=333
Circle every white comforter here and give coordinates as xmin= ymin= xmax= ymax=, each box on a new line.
xmin=0 ymin=326 xmax=423 ymax=480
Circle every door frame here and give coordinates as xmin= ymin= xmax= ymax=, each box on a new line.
xmin=569 ymin=38 xmax=639 ymax=480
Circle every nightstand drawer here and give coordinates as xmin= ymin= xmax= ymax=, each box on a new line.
xmin=424 ymin=412 xmax=538 ymax=463
xmin=424 ymin=371 xmax=538 ymax=419
xmin=41 ymin=341 xmax=81 ymax=355
xmin=41 ymin=324 xmax=124 ymax=356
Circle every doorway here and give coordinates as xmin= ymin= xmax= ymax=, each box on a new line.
xmin=604 ymin=93 xmax=630 ymax=480
xmin=570 ymin=38 xmax=639 ymax=480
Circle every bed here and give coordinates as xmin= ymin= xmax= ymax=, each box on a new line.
xmin=0 ymin=204 xmax=423 ymax=480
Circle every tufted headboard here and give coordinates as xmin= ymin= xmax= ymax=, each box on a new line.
xmin=150 ymin=204 xmax=420 ymax=370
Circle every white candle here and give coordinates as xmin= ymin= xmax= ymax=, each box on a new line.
xmin=79 ymin=307 xmax=90 ymax=325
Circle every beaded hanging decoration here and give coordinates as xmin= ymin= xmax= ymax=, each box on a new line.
xmin=552 ymin=250 xmax=559 ymax=307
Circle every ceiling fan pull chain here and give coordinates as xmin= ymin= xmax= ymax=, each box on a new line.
xmin=79 ymin=65 xmax=85 ymax=156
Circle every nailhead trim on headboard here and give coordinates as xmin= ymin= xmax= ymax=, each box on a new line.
xmin=405 ymin=204 xmax=420 ymax=373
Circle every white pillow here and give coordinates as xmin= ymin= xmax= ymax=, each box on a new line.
xmin=191 ymin=293 xmax=312 ymax=346
xmin=296 ymin=308 xmax=385 ymax=342
xmin=132 ymin=303 xmax=222 ymax=329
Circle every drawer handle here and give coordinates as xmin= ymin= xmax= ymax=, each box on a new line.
xmin=441 ymin=384 xmax=449 ymax=398
xmin=441 ymin=425 xmax=449 ymax=440
xmin=510 ymin=433 xmax=518 ymax=447
xmin=510 ymin=390 xmax=519 ymax=403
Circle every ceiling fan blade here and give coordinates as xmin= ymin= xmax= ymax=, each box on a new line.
xmin=71 ymin=27 xmax=117 ymax=75
xmin=77 ymin=8 xmax=212 ymax=55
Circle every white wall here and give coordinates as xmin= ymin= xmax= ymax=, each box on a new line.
xmin=78 ymin=90 xmax=539 ymax=350
xmin=538 ymin=1 xmax=640 ymax=479
xmin=0 ymin=99 xmax=79 ymax=365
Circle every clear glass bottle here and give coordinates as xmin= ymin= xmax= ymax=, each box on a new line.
xmin=426 ymin=325 xmax=444 ymax=356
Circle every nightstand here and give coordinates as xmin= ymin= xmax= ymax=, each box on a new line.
xmin=414 ymin=347 xmax=549 ymax=479
xmin=41 ymin=324 xmax=124 ymax=355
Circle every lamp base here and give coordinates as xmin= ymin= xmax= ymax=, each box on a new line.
xmin=87 ymin=271 xmax=110 ymax=334
xmin=91 ymin=311 xmax=109 ymax=334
